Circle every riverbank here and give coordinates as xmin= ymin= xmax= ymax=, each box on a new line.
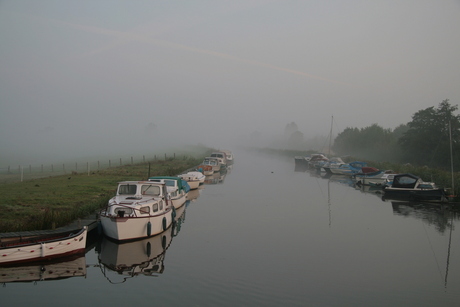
xmin=0 ymin=147 xmax=212 ymax=233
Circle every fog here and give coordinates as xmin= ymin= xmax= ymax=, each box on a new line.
xmin=1 ymin=1 xmax=459 ymax=166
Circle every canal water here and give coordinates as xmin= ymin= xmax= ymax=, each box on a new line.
xmin=2 ymin=148 xmax=460 ymax=306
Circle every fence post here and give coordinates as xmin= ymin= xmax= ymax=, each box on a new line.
xmin=119 ymin=158 xmax=122 ymax=166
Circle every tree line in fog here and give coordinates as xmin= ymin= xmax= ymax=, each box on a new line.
xmin=332 ymin=99 xmax=460 ymax=171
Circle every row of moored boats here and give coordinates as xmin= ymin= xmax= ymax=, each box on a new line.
xmin=0 ymin=150 xmax=234 ymax=265
xmin=295 ymin=153 xmax=452 ymax=203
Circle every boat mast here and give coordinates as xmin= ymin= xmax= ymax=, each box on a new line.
xmin=449 ymin=120 xmax=455 ymax=194
xmin=328 ymin=116 xmax=333 ymax=157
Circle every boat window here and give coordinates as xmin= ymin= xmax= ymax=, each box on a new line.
xmin=396 ymin=177 xmax=417 ymax=185
xmin=153 ymin=203 xmax=159 ymax=212
xmin=141 ymin=185 xmax=160 ymax=196
xmin=164 ymin=180 xmax=174 ymax=187
xmin=140 ymin=206 xmax=150 ymax=214
xmin=115 ymin=208 xmax=133 ymax=216
xmin=159 ymin=200 xmax=163 ymax=210
xmin=118 ymin=184 xmax=137 ymax=195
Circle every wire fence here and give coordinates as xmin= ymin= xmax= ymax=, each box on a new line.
xmin=0 ymin=152 xmax=183 ymax=184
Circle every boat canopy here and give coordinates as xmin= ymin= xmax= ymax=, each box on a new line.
xmin=390 ymin=173 xmax=419 ymax=189
xmin=148 ymin=176 xmax=188 ymax=193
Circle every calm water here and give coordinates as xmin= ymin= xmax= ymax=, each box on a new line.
xmin=2 ymin=149 xmax=460 ymax=306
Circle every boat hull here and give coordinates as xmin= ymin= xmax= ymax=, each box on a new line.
xmin=0 ymin=227 xmax=87 ymax=265
xmin=100 ymin=211 xmax=173 ymax=242
xmin=383 ymin=188 xmax=448 ymax=203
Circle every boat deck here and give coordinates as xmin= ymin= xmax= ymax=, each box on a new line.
xmin=0 ymin=214 xmax=99 ymax=242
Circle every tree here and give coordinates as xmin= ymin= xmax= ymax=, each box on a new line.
xmin=398 ymin=99 xmax=460 ymax=169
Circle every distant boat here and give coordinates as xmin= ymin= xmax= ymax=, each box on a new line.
xmin=0 ymin=227 xmax=87 ymax=265
xmin=148 ymin=176 xmax=189 ymax=209
xmin=179 ymin=171 xmax=205 ymax=190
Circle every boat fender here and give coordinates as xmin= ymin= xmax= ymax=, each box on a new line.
xmin=162 ymin=235 xmax=166 ymax=249
xmin=147 ymin=221 xmax=152 ymax=236
xmin=162 ymin=217 xmax=167 ymax=231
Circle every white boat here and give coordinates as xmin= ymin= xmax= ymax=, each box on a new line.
xmin=196 ymin=164 xmax=213 ymax=176
xmin=0 ymin=227 xmax=87 ymax=265
xmin=221 ymin=150 xmax=234 ymax=164
xmin=202 ymin=157 xmax=222 ymax=172
xmin=148 ymin=176 xmax=188 ymax=209
xmin=210 ymin=151 xmax=228 ymax=165
xmin=100 ymin=181 xmax=174 ymax=242
xmin=178 ymin=171 xmax=205 ymax=190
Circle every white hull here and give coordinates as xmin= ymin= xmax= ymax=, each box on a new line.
xmin=171 ymin=193 xmax=186 ymax=209
xmin=100 ymin=211 xmax=173 ymax=242
xmin=0 ymin=227 xmax=87 ymax=265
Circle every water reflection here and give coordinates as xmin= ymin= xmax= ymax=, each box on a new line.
xmin=97 ymin=225 xmax=173 ymax=283
xmin=0 ymin=255 xmax=86 ymax=285
xmin=391 ymin=201 xmax=458 ymax=234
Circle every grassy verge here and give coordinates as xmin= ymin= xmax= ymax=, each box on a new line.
xmin=0 ymin=148 xmax=212 ymax=232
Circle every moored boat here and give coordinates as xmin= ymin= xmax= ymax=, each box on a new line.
xmin=148 ymin=176 xmax=188 ymax=209
xmin=383 ymin=173 xmax=449 ymax=203
xmin=196 ymin=164 xmax=213 ymax=176
xmin=0 ymin=227 xmax=87 ymax=265
xmin=100 ymin=181 xmax=174 ymax=242
xmin=178 ymin=171 xmax=205 ymax=190
xmin=202 ymin=157 xmax=223 ymax=172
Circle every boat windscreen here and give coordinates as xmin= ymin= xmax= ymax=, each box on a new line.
xmin=118 ymin=184 xmax=137 ymax=195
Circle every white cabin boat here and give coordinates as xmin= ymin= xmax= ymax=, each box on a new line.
xmin=178 ymin=171 xmax=205 ymax=190
xmin=202 ymin=157 xmax=224 ymax=172
xmin=148 ymin=176 xmax=188 ymax=209
xmin=100 ymin=181 xmax=174 ymax=242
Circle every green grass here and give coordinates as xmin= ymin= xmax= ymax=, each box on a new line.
xmin=0 ymin=149 xmax=212 ymax=232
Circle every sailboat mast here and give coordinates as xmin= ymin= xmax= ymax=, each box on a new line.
xmin=449 ymin=120 xmax=455 ymax=194
xmin=328 ymin=116 xmax=333 ymax=157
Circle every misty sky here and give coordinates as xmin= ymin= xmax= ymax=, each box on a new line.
xmin=1 ymin=0 xmax=460 ymax=164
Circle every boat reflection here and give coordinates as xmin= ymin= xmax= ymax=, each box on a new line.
xmin=391 ymin=201 xmax=459 ymax=234
xmin=204 ymin=171 xmax=226 ymax=185
xmin=0 ymin=255 xmax=86 ymax=285
xmin=97 ymin=223 xmax=174 ymax=283
xmin=186 ymin=187 xmax=202 ymax=202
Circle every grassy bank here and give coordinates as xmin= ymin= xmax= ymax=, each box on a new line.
xmin=0 ymin=148 xmax=212 ymax=232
